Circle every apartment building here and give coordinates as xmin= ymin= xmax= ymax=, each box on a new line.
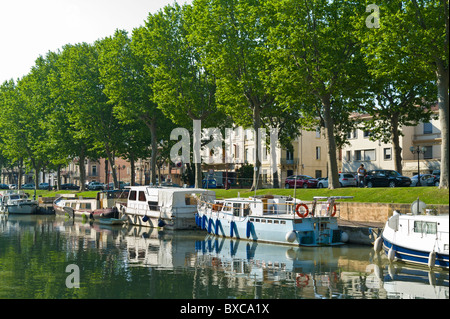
xmin=200 ymin=126 xmax=330 ymax=187
xmin=341 ymin=114 xmax=441 ymax=176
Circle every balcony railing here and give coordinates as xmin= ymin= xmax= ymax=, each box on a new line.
xmin=280 ymin=158 xmax=299 ymax=165
xmin=413 ymin=132 xmax=441 ymax=142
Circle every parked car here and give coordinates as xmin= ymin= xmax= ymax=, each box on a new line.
xmin=0 ymin=184 xmax=9 ymax=189
xmin=364 ymin=170 xmax=411 ymax=188
xmin=8 ymin=184 xmax=17 ymax=189
xmin=202 ymin=178 xmax=217 ymax=189
xmin=432 ymin=170 xmax=440 ymax=183
xmin=60 ymin=183 xmax=80 ymax=190
xmin=87 ymin=182 xmax=105 ymax=190
xmin=317 ymin=173 xmax=357 ymax=188
xmin=411 ymin=174 xmax=439 ymax=187
xmin=38 ymin=182 xmax=50 ymax=190
xmin=106 ymin=182 xmax=126 ymax=190
xmin=160 ymin=182 xmax=181 ymax=188
xmin=284 ymin=175 xmax=318 ymax=189
xmin=21 ymin=183 xmax=35 ymax=189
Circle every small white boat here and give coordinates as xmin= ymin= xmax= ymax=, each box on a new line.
xmin=196 ymin=195 xmax=352 ymax=246
xmin=118 ymin=186 xmax=215 ymax=230
xmin=0 ymin=190 xmax=38 ymax=214
xmin=374 ymin=207 xmax=449 ymax=269
xmin=53 ymin=190 xmax=128 ymax=220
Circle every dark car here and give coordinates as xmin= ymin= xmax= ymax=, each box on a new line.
xmin=0 ymin=184 xmax=9 ymax=189
xmin=411 ymin=174 xmax=439 ymax=187
xmin=88 ymin=182 xmax=105 ymax=190
xmin=202 ymin=178 xmax=217 ymax=189
xmin=60 ymin=183 xmax=80 ymax=190
xmin=284 ymin=175 xmax=318 ymax=189
xmin=364 ymin=170 xmax=411 ymax=188
xmin=38 ymin=182 xmax=50 ymax=190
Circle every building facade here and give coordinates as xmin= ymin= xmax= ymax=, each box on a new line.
xmin=341 ymin=114 xmax=441 ymax=176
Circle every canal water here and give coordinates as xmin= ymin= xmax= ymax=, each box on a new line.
xmin=0 ymin=214 xmax=448 ymax=301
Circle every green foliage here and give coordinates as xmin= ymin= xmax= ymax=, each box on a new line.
xmin=0 ymin=0 xmax=447 ymax=190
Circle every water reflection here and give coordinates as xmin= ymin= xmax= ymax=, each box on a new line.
xmin=0 ymin=214 xmax=447 ymax=299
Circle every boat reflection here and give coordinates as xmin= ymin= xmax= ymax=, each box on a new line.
xmin=364 ymin=262 xmax=449 ymax=299
xmin=195 ymin=235 xmax=345 ymax=298
xmin=7 ymin=214 xmax=444 ymax=299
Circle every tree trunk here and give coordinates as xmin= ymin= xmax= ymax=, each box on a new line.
xmin=150 ymin=117 xmax=158 ymax=185
xmin=105 ymin=146 xmax=118 ymax=189
xmin=104 ymin=159 xmax=109 ymax=185
xmin=130 ymin=156 xmax=136 ymax=186
xmin=321 ymin=95 xmax=340 ymax=189
xmin=436 ymin=60 xmax=449 ymax=188
xmin=18 ymin=158 xmax=23 ymax=189
xmin=251 ymin=104 xmax=262 ymax=191
xmin=56 ymin=164 xmax=61 ymax=191
xmin=391 ymin=112 xmax=403 ymax=174
xmin=79 ymin=148 xmax=87 ymax=191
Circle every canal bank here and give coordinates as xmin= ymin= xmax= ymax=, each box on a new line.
xmin=337 ymin=202 xmax=449 ymax=245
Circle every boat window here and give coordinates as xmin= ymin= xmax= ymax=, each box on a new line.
xmin=223 ymin=203 xmax=232 ymax=212
xmin=185 ymin=194 xmax=198 ymax=205
xmin=267 ymin=220 xmax=272 ymax=224
xmin=280 ymin=221 xmax=286 ymax=224
xmin=274 ymin=220 xmax=279 ymax=224
xmin=148 ymin=201 xmax=158 ymax=211
xmin=129 ymin=191 xmax=137 ymax=201
xmin=80 ymin=203 xmax=91 ymax=210
xmin=233 ymin=203 xmax=241 ymax=217
xmin=243 ymin=204 xmax=250 ymax=216
xmin=138 ymin=191 xmax=146 ymax=202
xmin=414 ymin=221 xmax=437 ymax=234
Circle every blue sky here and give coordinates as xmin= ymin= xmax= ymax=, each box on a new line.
xmin=0 ymin=0 xmax=188 ymax=83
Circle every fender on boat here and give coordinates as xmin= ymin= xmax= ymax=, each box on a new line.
xmin=215 ymin=219 xmax=220 ymax=236
xmin=246 ymin=221 xmax=252 ymax=239
xmin=373 ymin=237 xmax=383 ymax=253
xmin=388 ymin=247 xmax=396 ymax=262
xmin=428 ymin=251 xmax=436 ymax=269
xmin=207 ymin=217 xmax=212 ymax=233
xmin=285 ymin=230 xmax=296 ymax=243
xmin=202 ymin=215 xmax=207 ymax=230
xmin=230 ymin=220 xmax=235 ymax=238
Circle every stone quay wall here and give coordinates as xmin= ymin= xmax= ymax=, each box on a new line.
xmin=338 ymin=202 xmax=449 ymax=225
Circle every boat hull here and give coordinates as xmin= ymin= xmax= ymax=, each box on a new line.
xmin=54 ymin=205 xmax=118 ymax=220
xmin=196 ymin=213 xmax=345 ymax=247
xmin=4 ymin=203 xmax=38 ymax=214
xmin=382 ymin=237 xmax=449 ymax=269
xmin=121 ymin=211 xmax=197 ymax=230
xmin=380 ymin=213 xmax=449 ymax=269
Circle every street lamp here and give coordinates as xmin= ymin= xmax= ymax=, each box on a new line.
xmin=410 ymin=146 xmax=427 ymax=186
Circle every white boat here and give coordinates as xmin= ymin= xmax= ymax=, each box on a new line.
xmin=118 ymin=186 xmax=215 ymax=230
xmin=53 ymin=190 xmax=128 ymax=220
xmin=374 ymin=209 xmax=449 ymax=269
xmin=196 ymin=195 xmax=352 ymax=246
xmin=0 ymin=190 xmax=38 ymax=214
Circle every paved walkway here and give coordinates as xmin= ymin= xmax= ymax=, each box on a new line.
xmin=337 ymin=217 xmax=384 ymax=229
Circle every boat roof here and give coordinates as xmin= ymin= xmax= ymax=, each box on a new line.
xmin=126 ymin=185 xmax=215 ymax=194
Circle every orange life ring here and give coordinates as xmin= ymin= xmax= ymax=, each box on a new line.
xmin=295 ymin=203 xmax=309 ymax=218
xmin=327 ymin=203 xmax=337 ymax=217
